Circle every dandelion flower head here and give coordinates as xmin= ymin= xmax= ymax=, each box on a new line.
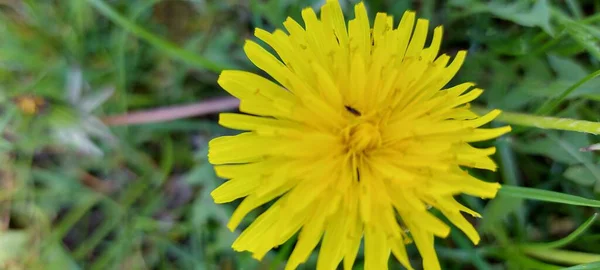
xmin=208 ymin=1 xmax=511 ymax=269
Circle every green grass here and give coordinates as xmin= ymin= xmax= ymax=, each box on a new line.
xmin=1 ymin=0 xmax=600 ymax=269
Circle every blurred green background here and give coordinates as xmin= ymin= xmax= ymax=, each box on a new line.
xmin=1 ymin=0 xmax=600 ymax=269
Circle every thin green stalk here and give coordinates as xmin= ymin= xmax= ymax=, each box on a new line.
xmin=529 ymin=8 xmax=600 ymax=57
xmin=566 ymin=0 xmax=583 ymax=19
xmin=534 ymin=69 xmax=600 ymax=116
xmin=475 ymin=107 xmax=600 ymax=135
xmin=113 ymin=0 xmax=162 ymax=116
xmin=72 ymin=179 xmax=150 ymax=259
xmin=552 ymin=8 xmax=600 ymax=61
xmin=510 ymin=252 xmax=562 ymax=270
xmin=86 ymin=0 xmax=227 ymax=72
xmin=519 ymin=213 xmax=597 ymax=250
xmin=523 ymin=248 xmax=600 ymax=265
xmin=49 ymin=194 xmax=100 ymax=242
xmin=508 ymin=68 xmax=600 ymax=135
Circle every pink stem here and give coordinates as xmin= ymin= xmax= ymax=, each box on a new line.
xmin=102 ymin=97 xmax=239 ymax=126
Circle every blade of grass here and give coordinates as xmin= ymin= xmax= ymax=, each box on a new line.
xmin=72 ymin=213 xmax=121 ymax=259
xmin=510 ymin=252 xmax=563 ymax=270
xmin=72 ymin=178 xmax=150 ymax=259
xmin=112 ymin=0 xmax=162 ymax=117
xmin=552 ymin=8 xmax=600 ymax=61
xmin=89 ymin=227 xmax=135 ymax=270
xmin=562 ymin=261 xmax=600 ymax=270
xmin=534 ymin=69 xmax=600 ymax=116
xmin=150 ymin=235 xmax=201 ymax=270
xmin=566 ymin=0 xmax=583 ymax=19
xmin=49 ymin=193 xmax=100 ymax=242
xmin=159 ymin=135 xmax=174 ymax=183
xmin=0 ymin=107 xmax=15 ymax=130
xmin=500 ymin=185 xmax=600 ymax=207
xmin=520 ymin=213 xmax=597 ymax=250
xmin=530 ymin=10 xmax=600 ymax=56
xmin=523 ymin=249 xmax=600 ymax=265
xmin=86 ymin=0 xmax=228 ymax=72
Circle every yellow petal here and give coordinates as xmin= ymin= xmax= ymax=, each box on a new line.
xmin=254 ymin=29 xmax=313 ymax=81
xmin=435 ymin=196 xmax=481 ymax=244
xmin=396 ymin=11 xmax=416 ymax=61
xmin=372 ymin=12 xmax=390 ymax=46
xmin=301 ymin=7 xmax=330 ymax=66
xmin=312 ymin=62 xmax=344 ymax=109
xmin=218 ymin=113 xmax=302 ymax=136
xmin=390 ymin=237 xmax=414 ymax=270
xmin=461 ymin=109 xmax=502 ymax=128
xmin=463 ymin=126 xmax=512 ymax=142
xmin=364 ymin=226 xmax=391 ymax=270
xmin=322 ymin=0 xmax=349 ymax=46
xmin=405 ymin=19 xmax=429 ymax=58
xmin=349 ymin=2 xmax=371 ymax=58
xmin=409 ymin=226 xmax=441 ymax=270
xmin=208 ymin=133 xmax=274 ymax=164
xmin=244 ymin=40 xmax=293 ymax=90
xmin=316 ymin=206 xmax=347 ymax=270
xmin=227 ymin=181 xmax=295 ymax=231
xmin=211 ymin=177 xmax=260 ymax=203
xmin=286 ymin=202 xmax=328 ymax=270
xmin=342 ymin=189 xmax=363 ymax=270
xmin=348 ymin=53 xmax=367 ymax=108
xmin=233 ymin=202 xmax=285 ymax=258
xmin=423 ymin=26 xmax=443 ymax=62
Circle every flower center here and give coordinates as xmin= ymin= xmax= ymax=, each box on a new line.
xmin=346 ymin=121 xmax=382 ymax=153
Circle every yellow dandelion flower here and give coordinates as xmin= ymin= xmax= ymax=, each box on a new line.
xmin=208 ymin=1 xmax=511 ymax=269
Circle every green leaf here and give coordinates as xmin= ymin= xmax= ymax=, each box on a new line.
xmin=481 ymin=194 xmax=524 ymax=233
xmin=500 ymin=185 xmax=600 ymax=207
xmin=545 ymin=133 xmax=600 ymax=191
xmin=0 ymin=230 xmax=28 ymax=264
xmin=41 ymin=242 xmax=81 ymax=270
xmin=449 ymin=0 xmax=554 ymax=35
xmin=547 ymin=55 xmax=588 ymax=81
xmin=517 ymin=56 xmax=600 ymax=101
xmin=557 ymin=15 xmax=600 ymax=61
xmin=565 ymin=165 xmax=597 ymax=186
xmin=514 ymin=132 xmax=593 ymax=165
xmin=487 ymin=0 xmax=554 ymax=35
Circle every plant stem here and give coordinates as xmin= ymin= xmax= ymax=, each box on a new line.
xmin=101 ymin=97 xmax=239 ymax=126
xmin=534 ymin=69 xmax=600 ymax=116
xmin=474 ymin=107 xmax=600 ymax=135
